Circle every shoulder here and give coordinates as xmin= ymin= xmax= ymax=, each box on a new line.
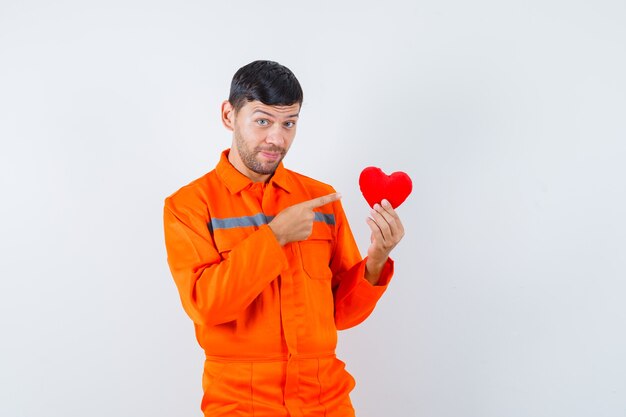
xmin=164 ymin=170 xmax=218 ymax=215
xmin=284 ymin=168 xmax=336 ymax=197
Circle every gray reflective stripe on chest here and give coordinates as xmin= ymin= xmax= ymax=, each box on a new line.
xmin=313 ymin=212 xmax=335 ymax=226
xmin=208 ymin=212 xmax=335 ymax=232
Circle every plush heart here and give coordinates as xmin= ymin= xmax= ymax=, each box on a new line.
xmin=359 ymin=167 xmax=413 ymax=209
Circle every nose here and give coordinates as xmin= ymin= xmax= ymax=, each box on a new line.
xmin=265 ymin=124 xmax=285 ymax=147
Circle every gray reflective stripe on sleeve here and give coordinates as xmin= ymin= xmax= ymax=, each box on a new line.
xmin=208 ymin=212 xmax=335 ymax=232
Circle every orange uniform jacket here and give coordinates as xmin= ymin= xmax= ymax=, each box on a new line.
xmin=164 ymin=150 xmax=394 ymax=417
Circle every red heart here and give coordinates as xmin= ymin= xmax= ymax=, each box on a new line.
xmin=359 ymin=167 xmax=413 ymax=209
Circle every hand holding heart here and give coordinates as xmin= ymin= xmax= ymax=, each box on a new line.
xmin=359 ymin=167 xmax=411 ymax=284
xmin=364 ymin=198 xmax=405 ymax=284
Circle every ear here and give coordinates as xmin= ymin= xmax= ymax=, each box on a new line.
xmin=221 ymin=100 xmax=235 ymax=131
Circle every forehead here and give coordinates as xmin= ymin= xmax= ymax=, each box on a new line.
xmin=239 ymin=101 xmax=301 ymax=117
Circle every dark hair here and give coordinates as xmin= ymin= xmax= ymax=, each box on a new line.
xmin=228 ymin=60 xmax=303 ymax=112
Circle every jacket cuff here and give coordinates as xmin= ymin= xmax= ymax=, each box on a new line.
xmin=257 ymin=224 xmax=290 ymax=271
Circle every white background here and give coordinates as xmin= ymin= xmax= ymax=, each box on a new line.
xmin=1 ymin=1 xmax=625 ymax=416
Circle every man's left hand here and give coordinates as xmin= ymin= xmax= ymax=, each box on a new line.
xmin=364 ymin=199 xmax=405 ymax=284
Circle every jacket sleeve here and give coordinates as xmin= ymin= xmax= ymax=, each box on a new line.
xmin=163 ymin=200 xmax=288 ymax=326
xmin=329 ymin=199 xmax=394 ymax=330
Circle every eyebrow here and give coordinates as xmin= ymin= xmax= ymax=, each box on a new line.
xmin=252 ymin=109 xmax=300 ymax=119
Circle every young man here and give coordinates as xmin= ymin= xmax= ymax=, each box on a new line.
xmin=163 ymin=60 xmax=404 ymax=417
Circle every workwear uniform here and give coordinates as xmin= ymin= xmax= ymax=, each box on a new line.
xmin=164 ymin=150 xmax=394 ymax=417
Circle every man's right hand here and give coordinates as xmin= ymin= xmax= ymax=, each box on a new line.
xmin=268 ymin=193 xmax=341 ymax=246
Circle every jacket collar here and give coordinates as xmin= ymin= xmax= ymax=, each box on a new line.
xmin=216 ymin=149 xmax=292 ymax=194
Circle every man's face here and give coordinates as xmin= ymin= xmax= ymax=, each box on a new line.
xmin=223 ymin=100 xmax=300 ymax=182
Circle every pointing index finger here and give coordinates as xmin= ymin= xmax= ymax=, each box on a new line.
xmin=304 ymin=192 xmax=342 ymax=209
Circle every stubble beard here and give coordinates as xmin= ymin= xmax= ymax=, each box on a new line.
xmin=235 ymin=131 xmax=286 ymax=176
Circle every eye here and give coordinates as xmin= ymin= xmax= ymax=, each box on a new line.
xmin=256 ymin=119 xmax=269 ymax=126
xmin=284 ymin=121 xmax=296 ymax=128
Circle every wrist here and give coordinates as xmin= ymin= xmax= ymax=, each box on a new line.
xmin=268 ymin=223 xmax=287 ymax=246
xmin=366 ymin=256 xmax=386 ymax=271
xmin=365 ymin=257 xmax=387 ymax=284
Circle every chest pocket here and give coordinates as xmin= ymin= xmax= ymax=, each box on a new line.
xmin=298 ymin=223 xmax=334 ymax=280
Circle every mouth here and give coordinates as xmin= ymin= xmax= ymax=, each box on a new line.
xmin=258 ymin=149 xmax=283 ymax=161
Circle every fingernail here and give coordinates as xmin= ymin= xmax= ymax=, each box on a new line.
xmin=382 ymin=199 xmax=391 ymax=208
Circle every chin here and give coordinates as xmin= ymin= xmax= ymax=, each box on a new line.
xmin=258 ymin=158 xmax=282 ymax=172
xmin=260 ymin=164 xmax=280 ymax=175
